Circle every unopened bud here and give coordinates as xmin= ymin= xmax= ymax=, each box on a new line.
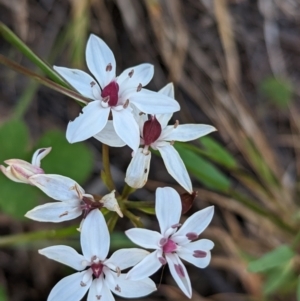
xmin=143 ymin=116 xmax=162 ymax=146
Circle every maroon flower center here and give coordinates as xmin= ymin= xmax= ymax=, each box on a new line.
xmin=101 ymin=81 xmax=119 ymax=106
xmin=162 ymin=239 xmax=177 ymax=253
xmin=81 ymin=196 xmax=103 ymax=218
xmin=91 ymin=262 xmax=104 ymax=278
xmin=143 ymin=116 xmax=162 ymax=146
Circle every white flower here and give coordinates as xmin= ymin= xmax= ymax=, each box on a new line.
xmin=0 ymin=147 xmax=51 ymax=184
xmin=125 ymin=83 xmax=216 ymax=193
xmin=125 ymin=187 xmax=214 ymax=298
xmin=39 ymin=209 xmax=156 ymax=301
xmin=25 ymin=174 xmax=122 ymax=222
xmin=54 ymin=34 xmax=180 ymax=151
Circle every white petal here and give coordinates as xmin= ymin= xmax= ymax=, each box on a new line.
xmin=86 ymin=34 xmax=116 ymax=88
xmin=0 ymin=165 xmax=24 ymax=183
xmin=156 ymin=113 xmax=173 ymax=129
xmin=66 ymin=101 xmax=110 ymax=143
xmin=53 ymin=66 xmax=101 ymax=99
xmin=173 ymin=206 xmax=214 ymax=238
xmin=106 ymin=273 xmax=156 ymax=298
xmin=129 ymin=89 xmax=180 ymax=114
xmin=81 ymin=209 xmax=110 ymax=260
xmin=126 ymin=250 xmax=162 ymax=280
xmin=158 ymin=145 xmax=193 ymax=193
xmin=160 ymin=124 xmax=217 ymax=142
xmin=117 ymin=63 xmax=154 ymax=90
xmin=166 ymin=253 xmax=192 ymax=298
xmin=125 ymin=228 xmax=162 ymax=249
xmin=125 ymin=148 xmax=151 ymax=188
xmin=25 ymin=202 xmax=82 ymax=222
xmin=29 ymin=174 xmax=83 ymax=202
xmin=159 ymin=82 xmax=174 ymax=98
xmin=47 ymin=272 xmax=92 ymax=301
xmin=177 ymin=239 xmax=214 ymax=268
xmin=97 ymin=282 xmax=115 ymax=301
xmin=31 ymin=147 xmax=52 ymax=167
xmin=105 ymin=248 xmax=150 ymax=270
xmin=94 ymin=121 xmax=126 ymax=147
xmin=155 ymin=187 xmax=182 ymax=235
xmin=112 ymin=109 xmax=140 ymax=151
xmin=39 ymin=246 xmax=86 ymax=271
xmin=87 ymin=278 xmax=105 ymax=301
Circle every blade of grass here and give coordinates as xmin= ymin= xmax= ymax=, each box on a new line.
xmin=0 ymin=22 xmax=68 ymax=87
xmin=0 ymin=54 xmax=89 ymax=104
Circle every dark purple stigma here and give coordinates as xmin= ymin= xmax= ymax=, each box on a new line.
xmin=143 ymin=116 xmax=162 ymax=146
xmin=101 ymin=81 xmax=119 ymax=106
xmin=91 ymin=262 xmax=103 ymax=278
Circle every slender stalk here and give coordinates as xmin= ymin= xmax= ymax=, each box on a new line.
xmin=123 ymin=210 xmax=144 ymax=228
xmin=101 ymin=143 xmax=115 ymax=191
xmin=121 ymin=183 xmax=136 ymax=200
xmin=124 ymin=200 xmax=154 ymax=209
xmin=0 ymin=54 xmax=89 ymax=105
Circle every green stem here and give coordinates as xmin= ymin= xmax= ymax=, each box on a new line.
xmin=124 ymin=200 xmax=154 ymax=209
xmin=107 ymin=213 xmax=119 ymax=233
xmin=0 ymin=22 xmax=68 ymax=87
xmin=0 ymin=54 xmax=89 ymax=105
xmin=101 ymin=144 xmax=115 ymax=191
xmin=0 ymin=226 xmax=77 ymax=247
xmin=121 ymin=184 xmax=136 ymax=200
xmin=123 ymin=210 xmax=144 ymax=228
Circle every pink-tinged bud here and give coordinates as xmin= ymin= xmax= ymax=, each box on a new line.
xmin=143 ymin=116 xmax=162 ymax=146
xmin=180 ymin=191 xmax=197 ymax=214
xmin=101 ymin=81 xmax=119 ymax=106
xmin=1 ymin=160 xmax=44 ymax=184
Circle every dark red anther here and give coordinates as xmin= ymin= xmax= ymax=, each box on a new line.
xmin=143 ymin=116 xmax=162 ymax=146
xmin=101 ymin=81 xmax=119 ymax=106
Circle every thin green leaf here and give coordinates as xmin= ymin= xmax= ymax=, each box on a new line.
xmin=175 ymin=143 xmax=231 ymax=192
xmin=0 ymin=22 xmax=68 ymax=87
xmin=248 ymin=245 xmax=294 ymax=273
xmin=297 ymin=276 xmax=300 ymax=301
xmin=0 ymin=54 xmax=89 ymax=104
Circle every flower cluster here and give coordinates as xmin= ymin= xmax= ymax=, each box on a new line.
xmin=1 ymin=34 xmax=216 ymax=300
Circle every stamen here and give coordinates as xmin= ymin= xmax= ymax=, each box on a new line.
xmin=102 ymin=96 xmax=110 ymax=103
xmin=193 ymin=250 xmax=207 ymax=258
xmin=186 ymin=232 xmax=198 ymax=240
xmin=171 ymin=223 xmax=181 ymax=229
xmin=159 ymin=237 xmax=167 ymax=246
xmin=174 ymin=264 xmax=185 ymax=278
xmin=128 ymin=69 xmax=134 ymax=77
xmin=170 ymin=140 xmax=175 ymax=145
xmin=59 ymin=211 xmax=68 ymax=218
xmin=96 ymin=295 xmax=101 ymax=300
xmin=137 ymin=83 xmax=142 ymax=92
xmin=123 ymin=99 xmax=129 ymax=108
xmin=106 ymin=63 xmax=112 ymax=71
xmin=115 ymin=284 xmax=121 ymax=292
xmin=116 ymin=266 xmax=121 ymax=277
xmin=174 ymin=120 xmax=179 ymax=128
xmin=80 ymin=281 xmax=86 ymax=287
